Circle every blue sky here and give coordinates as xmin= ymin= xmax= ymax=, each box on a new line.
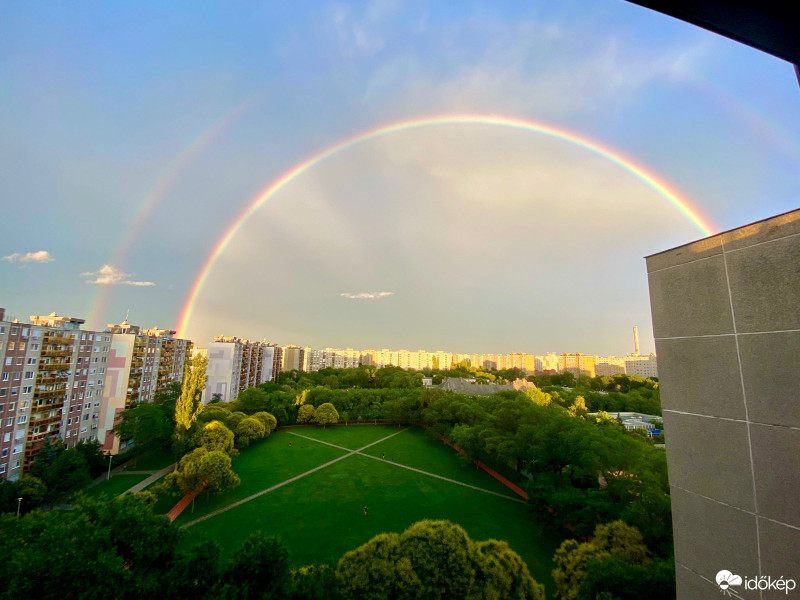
xmin=2 ymin=1 xmax=798 ymax=355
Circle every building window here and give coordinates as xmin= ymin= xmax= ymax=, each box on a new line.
xmin=5 ymin=418 xmax=12 ymax=427
xmin=0 ymin=389 xmax=6 ymax=397
xmin=17 ymin=416 xmax=26 ymax=424
xmin=31 ymin=343 xmax=39 ymax=350
xmin=12 ymin=460 xmax=20 ymax=469
xmin=80 ymin=426 xmax=87 ymax=433
xmin=10 ymin=327 xmax=18 ymax=335
xmin=13 ymin=373 xmax=20 ymax=380
xmin=0 ymin=464 xmax=5 ymax=474
xmin=22 ymin=387 xmax=31 ymax=394
xmin=66 ymin=430 xmax=71 ymax=438
xmin=12 ymin=444 xmax=22 ymax=454
xmin=21 ymin=328 xmax=28 ymax=337
xmin=26 ymin=358 xmax=36 ymax=365
xmin=0 ymin=449 xmax=6 ymax=458
xmin=8 ymin=342 xmax=15 ymax=351
xmin=1 ymin=374 xmax=7 ymax=381
xmin=24 ymin=372 xmax=33 ymax=379
xmin=3 ymin=358 xmax=10 ymax=367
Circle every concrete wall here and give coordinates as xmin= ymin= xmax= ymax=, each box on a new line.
xmin=646 ymin=209 xmax=800 ymax=599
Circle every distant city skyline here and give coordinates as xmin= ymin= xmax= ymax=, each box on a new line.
xmin=3 ymin=2 xmax=798 ymax=355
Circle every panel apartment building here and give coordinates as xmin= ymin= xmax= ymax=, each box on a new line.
xmin=201 ymin=336 xmax=279 ymax=403
xmin=0 ymin=310 xmax=110 ymax=480
xmin=99 ymin=320 xmax=192 ymax=454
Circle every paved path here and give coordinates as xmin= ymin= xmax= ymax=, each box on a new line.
xmin=288 ymin=431 xmax=524 ymax=504
xmin=183 ymin=427 xmax=411 ymax=528
xmin=125 ymin=464 xmax=176 ymax=494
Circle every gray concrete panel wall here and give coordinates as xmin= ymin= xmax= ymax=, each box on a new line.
xmin=646 ymin=209 xmax=800 ymax=600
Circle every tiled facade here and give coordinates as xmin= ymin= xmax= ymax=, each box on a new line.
xmin=646 ymin=209 xmax=800 ymax=600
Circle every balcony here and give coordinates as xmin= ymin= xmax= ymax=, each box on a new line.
xmin=41 ymin=348 xmax=73 ymax=358
xmin=34 ymin=387 xmax=67 ymax=399
xmin=43 ymin=333 xmax=74 ymax=345
xmin=38 ymin=361 xmax=72 ymax=371
xmin=35 ymin=374 xmax=69 ymax=385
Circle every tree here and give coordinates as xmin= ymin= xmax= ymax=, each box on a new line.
xmin=336 ymin=520 xmax=544 ymax=600
xmin=175 ymin=353 xmax=209 ymax=440
xmin=252 ymin=411 xmax=277 ymax=433
xmin=568 ymin=396 xmax=588 ymax=418
xmin=161 ymin=447 xmax=240 ymax=497
xmin=474 ymin=539 xmax=545 ymax=600
xmin=201 ymin=420 xmax=235 ymax=455
xmin=233 ymin=387 xmax=270 ymax=414
xmin=291 ymin=564 xmax=341 ymax=600
xmin=42 ymin=447 xmax=91 ymax=501
xmin=314 ymin=403 xmax=339 ymax=428
xmin=235 ymin=417 xmax=266 ymax=448
xmin=552 ymin=521 xmax=650 ymax=600
xmin=220 ymin=532 xmax=290 ymax=600
xmin=114 ymin=402 xmax=173 ymax=452
xmin=0 ymin=494 xmax=182 ymax=600
xmin=297 ymin=404 xmax=316 ymax=424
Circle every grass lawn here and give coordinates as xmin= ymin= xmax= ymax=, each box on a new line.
xmin=85 ymin=473 xmax=151 ymax=498
xmin=177 ymin=425 xmax=562 ymax=594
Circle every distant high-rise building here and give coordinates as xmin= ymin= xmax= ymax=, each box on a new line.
xmin=623 ymin=353 xmax=658 ymax=378
xmin=558 ymin=353 xmax=596 ymax=378
xmin=281 ymin=345 xmax=303 ymax=372
xmin=633 ymin=325 xmax=640 ymax=355
xmin=203 ymin=336 xmax=275 ymax=403
xmin=594 ymin=356 xmax=627 ymax=377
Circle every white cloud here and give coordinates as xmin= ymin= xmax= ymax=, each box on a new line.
xmin=340 ymin=291 xmax=394 ymax=299
xmin=2 ymin=250 xmax=54 ymax=264
xmin=81 ymin=265 xmax=155 ymax=287
xmin=331 ymin=0 xmax=399 ymax=57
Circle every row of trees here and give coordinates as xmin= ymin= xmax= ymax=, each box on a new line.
xmin=0 ymin=493 xmax=543 ymax=600
xmin=0 ymin=439 xmax=108 ymax=514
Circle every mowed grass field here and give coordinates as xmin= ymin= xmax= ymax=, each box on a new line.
xmin=175 ymin=425 xmax=562 ymax=594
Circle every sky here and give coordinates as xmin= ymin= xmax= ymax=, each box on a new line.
xmin=1 ymin=1 xmax=799 ymax=356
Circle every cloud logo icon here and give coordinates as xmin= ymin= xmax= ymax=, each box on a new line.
xmin=716 ymin=570 xmax=742 ymax=593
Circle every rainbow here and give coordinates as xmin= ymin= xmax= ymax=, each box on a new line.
xmin=86 ymin=95 xmax=259 ymax=328
xmin=176 ymin=113 xmax=716 ymax=338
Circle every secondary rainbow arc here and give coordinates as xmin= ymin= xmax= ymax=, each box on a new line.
xmin=176 ymin=114 xmax=716 ymax=338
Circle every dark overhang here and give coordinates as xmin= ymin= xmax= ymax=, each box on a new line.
xmin=624 ymin=0 xmax=800 ymax=73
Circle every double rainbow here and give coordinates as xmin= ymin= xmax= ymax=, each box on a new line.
xmin=176 ymin=114 xmax=715 ymax=338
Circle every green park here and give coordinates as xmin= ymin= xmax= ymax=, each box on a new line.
xmin=0 ymin=364 xmax=676 ymax=599
xmin=169 ymin=424 xmax=562 ymax=592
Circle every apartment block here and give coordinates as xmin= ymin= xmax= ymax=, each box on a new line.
xmin=281 ymin=345 xmax=303 ymax=372
xmin=623 ymin=353 xmax=658 ymax=378
xmin=203 ymin=337 xmax=276 ymax=403
xmin=558 ymin=353 xmax=596 ymax=378
xmin=0 ymin=311 xmax=111 ymax=479
xmin=594 ymin=356 xmax=627 ymax=377
xmin=99 ymin=320 xmax=192 ymax=454
xmin=646 ymin=209 xmax=800 ymax=599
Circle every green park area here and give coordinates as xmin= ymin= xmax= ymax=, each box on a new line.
xmin=167 ymin=425 xmax=561 ymax=593
xmin=84 ymin=472 xmax=151 ymax=498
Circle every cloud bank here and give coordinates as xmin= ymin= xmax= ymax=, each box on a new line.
xmin=3 ymin=250 xmax=54 ymax=264
xmin=82 ymin=265 xmax=155 ymax=286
